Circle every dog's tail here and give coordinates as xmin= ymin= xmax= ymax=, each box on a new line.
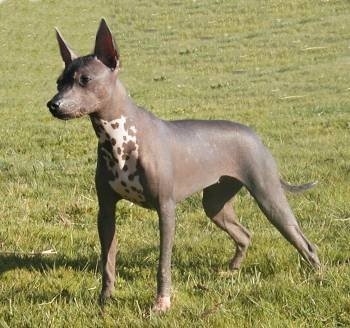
xmin=280 ymin=179 xmax=318 ymax=193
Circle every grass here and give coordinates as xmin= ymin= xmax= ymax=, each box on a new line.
xmin=0 ymin=0 xmax=349 ymax=326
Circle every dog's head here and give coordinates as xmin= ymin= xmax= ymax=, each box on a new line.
xmin=47 ymin=19 xmax=120 ymax=120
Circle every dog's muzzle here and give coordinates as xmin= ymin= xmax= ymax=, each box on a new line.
xmin=47 ymin=97 xmax=71 ymax=120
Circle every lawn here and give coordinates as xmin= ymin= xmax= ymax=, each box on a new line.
xmin=0 ymin=0 xmax=349 ymax=327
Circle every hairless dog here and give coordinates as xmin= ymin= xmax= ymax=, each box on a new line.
xmin=47 ymin=19 xmax=320 ymax=312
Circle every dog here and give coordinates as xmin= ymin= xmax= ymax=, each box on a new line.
xmin=47 ymin=19 xmax=320 ymax=312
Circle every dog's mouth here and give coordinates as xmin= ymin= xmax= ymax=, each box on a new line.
xmin=50 ymin=110 xmax=73 ymax=120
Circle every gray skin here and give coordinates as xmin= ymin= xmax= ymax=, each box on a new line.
xmin=47 ymin=19 xmax=320 ymax=312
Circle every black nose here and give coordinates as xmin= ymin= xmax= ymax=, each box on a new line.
xmin=47 ymin=99 xmax=60 ymax=113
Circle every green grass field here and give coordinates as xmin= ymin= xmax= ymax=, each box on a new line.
xmin=0 ymin=0 xmax=349 ymax=326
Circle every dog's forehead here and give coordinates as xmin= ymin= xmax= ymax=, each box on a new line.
xmin=60 ymin=55 xmax=107 ymax=79
xmin=65 ymin=55 xmax=94 ymax=75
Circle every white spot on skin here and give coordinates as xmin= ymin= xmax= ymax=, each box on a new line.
xmin=153 ymin=296 xmax=171 ymax=312
xmin=94 ymin=116 xmax=145 ymax=203
xmin=98 ymin=116 xmax=134 ymax=170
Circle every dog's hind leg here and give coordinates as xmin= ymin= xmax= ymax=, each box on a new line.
xmin=242 ymin=148 xmax=320 ymax=269
xmin=251 ymin=182 xmax=320 ymax=268
xmin=202 ymin=177 xmax=251 ymax=270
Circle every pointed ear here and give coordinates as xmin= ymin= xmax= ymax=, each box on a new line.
xmin=55 ymin=28 xmax=77 ymax=67
xmin=94 ymin=19 xmax=120 ymax=70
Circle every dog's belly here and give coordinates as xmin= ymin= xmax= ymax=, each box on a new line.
xmin=168 ymin=120 xmax=249 ymax=201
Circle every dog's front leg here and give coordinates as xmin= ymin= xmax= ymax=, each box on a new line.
xmin=97 ymin=201 xmax=117 ymax=305
xmin=153 ymin=199 xmax=176 ymax=313
xmin=95 ymin=169 xmax=119 ymax=305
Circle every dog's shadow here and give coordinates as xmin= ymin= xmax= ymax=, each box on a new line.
xmin=0 ymin=248 xmax=159 ymax=307
xmin=0 ymin=253 xmax=98 ymax=275
xmin=0 ymin=245 xmax=158 ymax=280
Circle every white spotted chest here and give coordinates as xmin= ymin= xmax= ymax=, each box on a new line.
xmin=93 ymin=116 xmax=145 ymax=204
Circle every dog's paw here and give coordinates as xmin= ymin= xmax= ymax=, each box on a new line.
xmin=98 ymin=289 xmax=114 ymax=307
xmin=152 ymin=296 xmax=171 ymax=313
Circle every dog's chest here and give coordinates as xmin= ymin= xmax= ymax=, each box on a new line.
xmin=94 ymin=116 xmax=145 ymax=204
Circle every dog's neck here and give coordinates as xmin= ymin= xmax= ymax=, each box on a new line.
xmin=90 ymin=78 xmax=139 ymax=135
xmin=92 ymin=79 xmax=134 ymax=122
xmin=89 ymin=78 xmax=145 ymax=203
xmin=89 ymin=78 xmax=142 ymax=163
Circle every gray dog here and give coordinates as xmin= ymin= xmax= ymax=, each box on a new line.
xmin=47 ymin=19 xmax=320 ymax=312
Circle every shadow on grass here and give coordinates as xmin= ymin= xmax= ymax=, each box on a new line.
xmin=0 ymin=245 xmax=158 ymax=280
xmin=0 ymin=253 xmax=99 ymax=275
xmin=0 ymin=251 xmax=292 ymax=279
xmin=1 ymin=244 xmax=332 ymax=284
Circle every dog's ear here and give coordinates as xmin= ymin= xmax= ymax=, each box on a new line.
xmin=94 ymin=18 xmax=120 ymax=70
xmin=55 ymin=28 xmax=77 ymax=67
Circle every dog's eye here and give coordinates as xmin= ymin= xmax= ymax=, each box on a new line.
xmin=56 ymin=77 xmax=63 ymax=90
xmin=79 ymin=75 xmax=91 ymax=87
